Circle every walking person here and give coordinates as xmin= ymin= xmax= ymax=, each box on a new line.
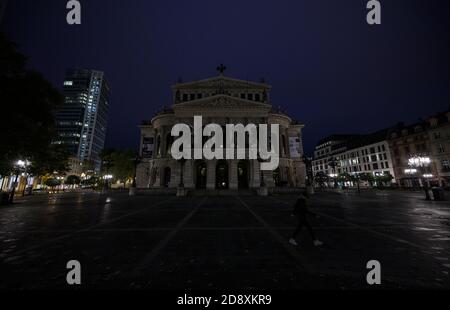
xmin=289 ymin=192 xmax=323 ymax=247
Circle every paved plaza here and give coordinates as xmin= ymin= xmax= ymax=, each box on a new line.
xmin=0 ymin=190 xmax=449 ymax=290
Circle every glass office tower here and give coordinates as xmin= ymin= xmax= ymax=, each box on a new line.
xmin=55 ymin=68 xmax=110 ymax=172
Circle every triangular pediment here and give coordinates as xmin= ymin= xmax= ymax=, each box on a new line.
xmin=172 ymin=75 xmax=271 ymax=91
xmin=174 ymin=94 xmax=271 ymax=109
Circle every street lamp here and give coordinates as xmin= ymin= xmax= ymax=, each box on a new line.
xmin=101 ymin=158 xmax=113 ymax=192
xmin=328 ymin=173 xmax=338 ymax=189
xmin=9 ymin=159 xmax=30 ymax=204
xmin=408 ymin=155 xmax=432 ymax=201
xmin=257 ymin=156 xmax=268 ymax=196
xmin=102 ymin=174 xmax=113 ymax=192
xmin=129 ymin=155 xmax=141 ymax=196
xmin=352 ymin=172 xmax=361 ymax=194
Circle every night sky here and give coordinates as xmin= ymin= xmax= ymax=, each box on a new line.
xmin=2 ymin=0 xmax=450 ymax=155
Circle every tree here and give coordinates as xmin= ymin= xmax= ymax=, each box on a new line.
xmin=99 ymin=148 xmax=115 ymax=173
xmin=375 ymin=172 xmax=394 ymax=188
xmin=360 ymin=173 xmax=375 ymax=187
xmin=110 ymin=150 xmax=135 ymax=187
xmin=66 ymin=175 xmax=81 ymax=187
xmin=337 ymin=173 xmax=352 ymax=183
xmin=29 ymin=144 xmax=70 ymax=177
xmin=80 ymin=160 xmax=95 ymax=176
xmin=351 ymin=173 xmax=362 ymax=193
xmin=314 ymin=172 xmax=329 ymax=188
xmin=44 ymin=178 xmax=61 ymax=189
xmin=81 ymin=176 xmax=99 ymax=187
xmin=0 ymin=32 xmax=65 ymax=179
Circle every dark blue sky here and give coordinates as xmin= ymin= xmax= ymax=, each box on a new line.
xmin=2 ymin=0 xmax=450 ymax=154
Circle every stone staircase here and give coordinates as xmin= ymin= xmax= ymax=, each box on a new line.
xmin=136 ymin=188 xmax=177 ymax=196
xmin=189 ymin=189 xmax=257 ymax=196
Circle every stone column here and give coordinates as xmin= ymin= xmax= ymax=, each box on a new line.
xmin=154 ymin=129 xmax=160 ymax=158
xmin=169 ymin=162 xmax=179 ymax=189
xmin=184 ymin=160 xmax=195 ymax=189
xmin=285 ymin=128 xmax=291 ymax=159
xmin=160 ymin=127 xmax=167 ymax=157
xmin=264 ymin=169 xmax=275 ymax=188
xmin=251 ymin=160 xmax=261 ymax=188
xmin=206 ymin=160 xmax=216 ymax=190
xmin=294 ymin=161 xmax=306 ymax=188
xmin=229 ymin=160 xmax=238 ymax=190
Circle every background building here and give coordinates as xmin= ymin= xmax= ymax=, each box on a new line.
xmin=313 ymin=109 xmax=450 ymax=190
xmin=389 ymin=110 xmax=450 ymax=188
xmin=54 ymin=68 xmax=110 ymax=172
xmin=136 ymin=71 xmax=307 ymax=193
xmin=427 ymin=111 xmax=450 ymax=187
xmin=312 ymin=129 xmax=396 ymax=186
xmin=388 ymin=122 xmax=434 ymax=188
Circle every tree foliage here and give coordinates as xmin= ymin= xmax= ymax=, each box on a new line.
xmin=44 ymin=178 xmax=61 ymax=188
xmin=314 ymin=171 xmax=329 ymax=187
xmin=66 ymin=175 xmax=81 ymax=185
xmin=375 ymin=172 xmax=394 ymax=187
xmin=110 ymin=150 xmax=136 ymax=182
xmin=0 ymin=32 xmax=65 ymax=177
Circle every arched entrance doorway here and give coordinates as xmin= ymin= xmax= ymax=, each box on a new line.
xmin=216 ymin=160 xmax=229 ymax=189
xmin=163 ymin=167 xmax=171 ymax=188
xmin=195 ymin=161 xmax=207 ymax=189
xmin=238 ymin=160 xmax=249 ymax=189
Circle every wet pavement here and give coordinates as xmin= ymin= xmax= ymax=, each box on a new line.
xmin=0 ymin=190 xmax=449 ymax=290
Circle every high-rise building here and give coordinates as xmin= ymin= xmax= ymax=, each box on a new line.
xmin=54 ymin=68 xmax=110 ymax=172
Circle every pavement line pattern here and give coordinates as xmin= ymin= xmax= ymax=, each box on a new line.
xmin=0 ymin=225 xmax=420 ymax=234
xmin=244 ymin=196 xmax=441 ymax=287
xmin=131 ymin=196 xmax=208 ymax=276
xmin=270 ymin=196 xmax=426 ymax=251
xmin=4 ymin=196 xmax=176 ymax=259
xmin=234 ymin=196 xmax=316 ymax=273
xmin=11 ymin=195 xmax=104 ymax=208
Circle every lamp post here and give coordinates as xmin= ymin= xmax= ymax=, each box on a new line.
xmin=257 ymin=156 xmax=268 ymax=196
xmin=329 ymin=173 xmax=338 ymax=189
xmin=21 ymin=160 xmax=32 ymax=196
xmin=302 ymin=155 xmax=314 ymax=195
xmin=328 ymin=158 xmax=338 ymax=189
xmin=408 ymin=155 xmax=432 ymax=201
xmin=9 ymin=160 xmax=29 ymax=204
xmin=353 ymin=172 xmax=361 ymax=194
xmin=102 ymin=174 xmax=113 ymax=193
xmin=129 ymin=155 xmax=141 ymax=196
xmin=102 ymin=158 xmax=112 ymax=193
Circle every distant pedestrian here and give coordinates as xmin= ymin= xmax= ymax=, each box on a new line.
xmin=289 ymin=192 xmax=323 ymax=247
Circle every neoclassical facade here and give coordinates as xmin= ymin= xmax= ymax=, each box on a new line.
xmin=136 ymin=72 xmax=306 ymax=193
